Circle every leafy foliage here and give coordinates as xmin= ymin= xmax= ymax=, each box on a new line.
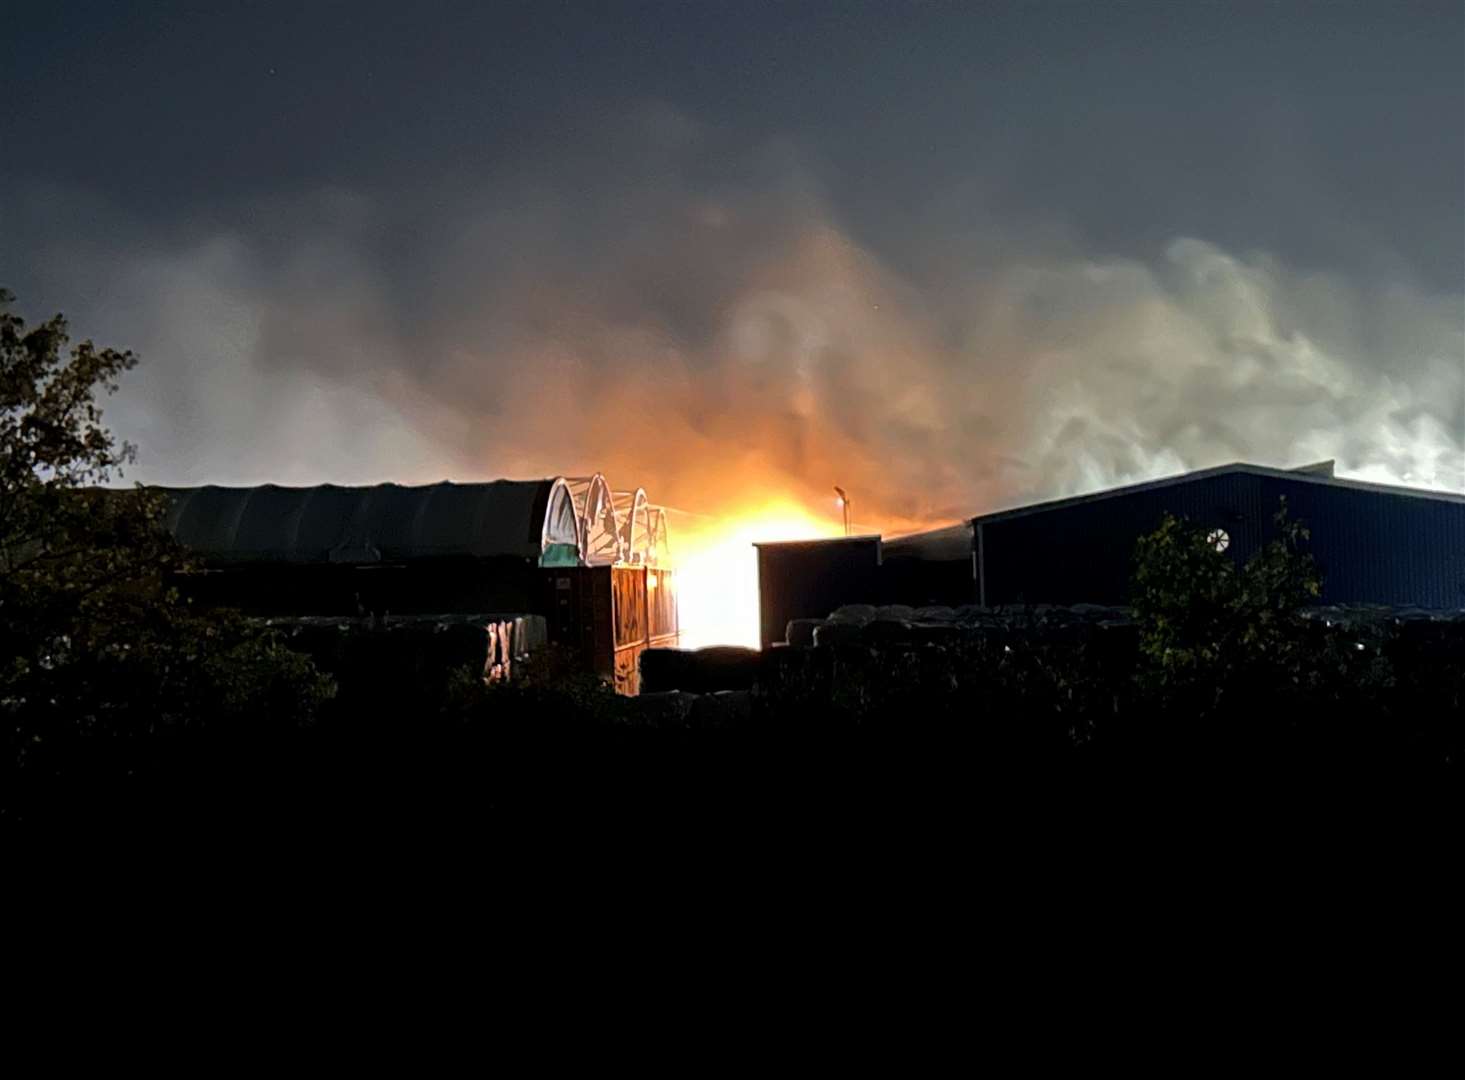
xmin=1 ymin=289 xmax=334 ymax=781
xmin=441 ymin=644 xmax=631 ymax=728
xmin=1129 ymin=497 xmax=1398 ymax=733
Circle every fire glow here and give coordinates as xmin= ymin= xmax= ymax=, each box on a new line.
xmin=671 ymin=499 xmax=841 ymax=650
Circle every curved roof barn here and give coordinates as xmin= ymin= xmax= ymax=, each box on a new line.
xmin=157 ymin=472 xmax=672 ymax=568
xmin=161 ymin=478 xmax=585 ymax=567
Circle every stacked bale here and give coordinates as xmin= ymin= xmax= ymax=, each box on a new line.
xmin=639 ymin=645 xmax=761 ymax=694
xmin=783 ymin=602 xmax=1137 ymax=651
xmin=638 ymin=648 xmax=696 ymax=695
xmin=757 ymin=601 xmax=1146 ymax=749
xmin=638 ymin=603 xmax=1463 ymax=762
xmin=784 ymin=618 xmax=823 ymax=648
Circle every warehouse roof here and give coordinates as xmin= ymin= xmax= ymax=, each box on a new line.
xmin=881 ymin=522 xmax=972 ymax=562
xmin=970 ymin=461 xmax=1465 ymax=527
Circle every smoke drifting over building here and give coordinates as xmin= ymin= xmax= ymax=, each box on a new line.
xmin=4 ymin=3 xmax=1462 ymax=530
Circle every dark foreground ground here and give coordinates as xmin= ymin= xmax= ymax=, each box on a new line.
xmin=9 ymin=702 xmax=1455 ymax=854
xmin=9 ymin=696 xmax=1457 ymax=1008
xmin=18 ymin=605 xmax=1452 ymax=850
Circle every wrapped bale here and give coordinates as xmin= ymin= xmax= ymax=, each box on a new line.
xmin=908 ymin=622 xmax=963 ymax=645
xmin=639 ymin=645 xmax=761 ymax=693
xmin=785 ymin=618 xmax=823 ymax=648
xmin=915 ymin=606 xmax=957 ymax=623
xmin=813 ymin=621 xmax=863 ymax=647
xmin=689 ymin=646 xmax=761 ymax=692
xmin=639 ymin=647 xmax=696 ymax=694
xmin=862 ymin=618 xmax=914 ymax=644
xmin=828 ymin=604 xmax=877 ymax=625
xmin=757 ymin=642 xmax=837 ymax=714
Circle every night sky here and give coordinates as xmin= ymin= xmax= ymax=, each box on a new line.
xmin=3 ymin=2 xmax=1462 ymax=521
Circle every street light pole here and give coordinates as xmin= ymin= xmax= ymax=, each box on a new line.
xmin=833 ymin=486 xmax=850 ymax=536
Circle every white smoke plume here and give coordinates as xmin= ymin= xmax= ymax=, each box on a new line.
xmin=5 ymin=104 xmax=1461 ymax=531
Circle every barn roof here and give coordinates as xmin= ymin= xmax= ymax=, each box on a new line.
xmin=160 ymin=480 xmax=561 ymax=565
xmin=970 ymin=462 xmax=1465 ymax=527
xmin=881 ymin=522 xmax=972 ymax=562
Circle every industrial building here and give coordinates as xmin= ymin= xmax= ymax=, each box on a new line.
xmin=755 ymin=536 xmax=883 ymax=652
xmin=161 ymin=473 xmax=678 ymax=694
xmin=757 ymin=461 xmax=1465 ymax=647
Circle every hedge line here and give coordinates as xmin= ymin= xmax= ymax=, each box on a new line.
xmin=636 ymin=606 xmax=1463 ymax=771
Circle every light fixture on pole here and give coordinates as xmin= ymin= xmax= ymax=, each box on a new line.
xmin=833 ymin=486 xmax=850 ymax=536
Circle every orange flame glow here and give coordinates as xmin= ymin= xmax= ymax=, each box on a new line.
xmin=670 ymin=499 xmax=842 ymax=650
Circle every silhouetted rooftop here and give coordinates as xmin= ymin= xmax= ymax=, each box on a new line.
xmin=160 ymin=480 xmax=557 ymax=565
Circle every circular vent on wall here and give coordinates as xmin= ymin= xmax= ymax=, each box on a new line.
xmin=1207 ymin=528 xmax=1231 ymax=554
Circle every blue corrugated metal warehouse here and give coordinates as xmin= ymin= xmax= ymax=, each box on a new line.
xmin=970 ymin=461 xmax=1465 ymax=608
xmin=756 ymin=461 xmax=1465 ymax=647
xmin=761 ymin=460 xmax=1459 ymax=644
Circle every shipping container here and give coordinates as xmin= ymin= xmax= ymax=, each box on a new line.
xmin=542 ymin=565 xmax=679 ymax=694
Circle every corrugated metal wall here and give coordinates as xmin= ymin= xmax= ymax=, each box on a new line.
xmin=981 ymin=473 xmax=1265 ymax=605
xmin=980 ymin=474 xmax=1465 ymax=608
xmin=1256 ymin=477 xmax=1465 ymax=608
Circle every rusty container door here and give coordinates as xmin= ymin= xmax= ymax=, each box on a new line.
xmin=647 ymin=566 xmax=680 ymax=648
xmin=543 ymin=566 xmax=615 ymax=682
xmin=611 ymin=565 xmax=648 ymax=695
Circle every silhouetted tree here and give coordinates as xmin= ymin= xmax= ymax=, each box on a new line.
xmin=1 ymin=289 xmax=333 ymax=784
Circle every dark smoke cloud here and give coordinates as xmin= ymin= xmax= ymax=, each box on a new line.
xmin=4 ymin=103 xmax=1462 ymax=526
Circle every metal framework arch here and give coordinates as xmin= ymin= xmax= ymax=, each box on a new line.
xmin=613 ymin=488 xmax=652 ymax=564
xmin=539 ymin=477 xmax=583 ymax=567
xmin=564 ymin=474 xmax=622 ymax=565
xmin=644 ymin=505 xmax=670 ymax=566
xmin=549 ymin=474 xmax=674 ymax=567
